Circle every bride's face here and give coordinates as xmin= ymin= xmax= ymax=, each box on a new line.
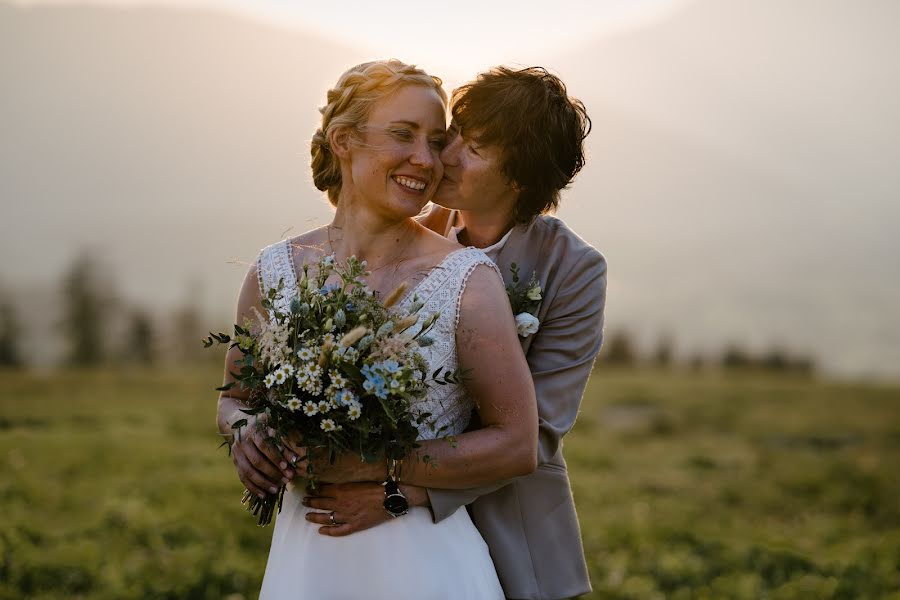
xmin=344 ymin=85 xmax=447 ymax=218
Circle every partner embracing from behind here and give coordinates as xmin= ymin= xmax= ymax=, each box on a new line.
xmin=216 ymin=60 xmax=538 ymax=599
xmin=299 ymin=66 xmax=606 ymax=600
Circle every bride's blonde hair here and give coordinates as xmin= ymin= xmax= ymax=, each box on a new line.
xmin=311 ymin=59 xmax=447 ymax=206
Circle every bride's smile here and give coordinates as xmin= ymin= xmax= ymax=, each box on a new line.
xmin=338 ymin=84 xmax=447 ymax=220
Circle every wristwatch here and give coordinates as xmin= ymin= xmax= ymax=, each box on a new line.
xmin=383 ymin=458 xmax=409 ymax=517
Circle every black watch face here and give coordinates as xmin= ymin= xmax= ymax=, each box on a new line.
xmin=384 ymin=493 xmax=409 ymax=514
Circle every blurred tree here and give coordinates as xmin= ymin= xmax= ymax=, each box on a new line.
xmin=762 ymin=347 xmax=816 ymax=376
xmin=170 ymin=301 xmax=210 ymax=364
xmin=721 ymin=344 xmax=751 ymax=369
xmin=652 ymin=334 xmax=674 ymax=368
xmin=0 ymin=297 xmax=24 ymax=367
xmin=603 ymin=329 xmax=637 ymax=366
xmin=168 ymin=279 xmax=218 ymax=365
xmin=688 ymin=353 xmax=706 ymax=372
xmin=61 ymin=252 xmax=111 ymax=366
xmin=124 ymin=309 xmax=156 ymax=365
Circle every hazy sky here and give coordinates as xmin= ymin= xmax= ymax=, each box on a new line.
xmin=3 ymin=0 xmax=898 ymax=376
xmin=12 ymin=0 xmax=691 ymax=81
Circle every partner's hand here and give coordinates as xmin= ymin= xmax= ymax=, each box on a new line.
xmin=303 ymin=482 xmax=431 ymax=536
xmin=230 ymin=416 xmax=298 ymax=498
xmin=302 ymin=482 xmax=389 ymax=536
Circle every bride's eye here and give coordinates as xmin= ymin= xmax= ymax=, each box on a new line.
xmin=429 ymin=136 xmax=447 ymax=150
xmin=389 ymin=128 xmax=414 ymax=142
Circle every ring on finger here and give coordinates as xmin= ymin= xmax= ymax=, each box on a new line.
xmin=290 ymin=455 xmax=299 ymax=467
xmin=329 ymin=511 xmax=337 ymax=526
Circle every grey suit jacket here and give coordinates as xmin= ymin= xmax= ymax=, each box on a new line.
xmin=422 ymin=208 xmax=607 ymax=600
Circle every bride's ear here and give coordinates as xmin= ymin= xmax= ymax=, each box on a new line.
xmin=328 ymin=126 xmax=353 ymax=159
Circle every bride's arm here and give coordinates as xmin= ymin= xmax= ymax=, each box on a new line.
xmin=217 ymin=265 xmax=298 ymax=498
xmin=313 ymin=263 xmax=538 ymax=488
xmin=402 ymin=263 xmax=538 ymax=487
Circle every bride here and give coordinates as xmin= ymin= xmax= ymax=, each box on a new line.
xmin=216 ymin=60 xmax=538 ymax=599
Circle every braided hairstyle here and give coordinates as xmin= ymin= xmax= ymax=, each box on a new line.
xmin=311 ymin=59 xmax=448 ymax=206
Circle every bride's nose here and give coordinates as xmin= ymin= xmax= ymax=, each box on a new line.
xmin=408 ymin=137 xmax=437 ymax=170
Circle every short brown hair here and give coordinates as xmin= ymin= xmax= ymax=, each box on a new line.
xmin=450 ymin=66 xmax=590 ymax=223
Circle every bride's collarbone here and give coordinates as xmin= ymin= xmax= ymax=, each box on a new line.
xmin=290 ymin=248 xmax=444 ymax=301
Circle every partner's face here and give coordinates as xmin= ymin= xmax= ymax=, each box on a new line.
xmin=433 ymin=123 xmax=516 ymax=214
xmin=349 ymin=85 xmax=447 ymax=218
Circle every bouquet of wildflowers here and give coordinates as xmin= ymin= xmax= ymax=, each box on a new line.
xmin=205 ymin=254 xmax=455 ymax=525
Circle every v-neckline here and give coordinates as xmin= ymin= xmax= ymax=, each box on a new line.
xmin=284 ymin=239 xmax=473 ymax=307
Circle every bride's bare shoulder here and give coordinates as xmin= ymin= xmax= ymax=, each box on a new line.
xmin=416 ymin=222 xmax=463 ymax=255
xmin=284 ymin=227 xmax=331 ymax=265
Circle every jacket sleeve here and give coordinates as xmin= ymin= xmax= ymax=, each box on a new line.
xmin=427 ymin=247 xmax=607 ymax=522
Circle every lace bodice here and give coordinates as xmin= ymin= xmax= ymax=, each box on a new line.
xmin=256 ymin=240 xmax=502 ymax=440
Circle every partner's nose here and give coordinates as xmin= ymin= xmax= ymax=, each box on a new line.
xmin=439 ymin=133 xmax=461 ymax=167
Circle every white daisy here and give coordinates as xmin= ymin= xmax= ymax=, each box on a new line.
xmin=320 ymin=419 xmax=337 ymax=432
xmin=303 ymin=401 xmax=318 ymax=416
xmin=346 ymin=401 xmax=362 ymax=421
xmin=279 ymin=363 xmax=296 ymax=377
xmin=264 ymin=373 xmax=276 ymax=388
xmin=301 ymin=378 xmax=323 ymax=396
xmin=296 ymin=347 xmax=315 ymax=361
xmin=317 ymin=400 xmax=330 ymax=414
xmin=337 ymin=388 xmax=356 ymax=406
xmin=273 ymin=369 xmax=287 ymax=385
xmin=329 ymin=370 xmax=348 ymax=389
xmin=285 ymin=397 xmax=302 ymax=411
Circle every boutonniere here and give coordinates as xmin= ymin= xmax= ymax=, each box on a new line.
xmin=506 ymin=263 xmax=542 ymax=338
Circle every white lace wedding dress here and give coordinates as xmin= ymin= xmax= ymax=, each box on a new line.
xmin=255 ymin=240 xmax=505 ymax=600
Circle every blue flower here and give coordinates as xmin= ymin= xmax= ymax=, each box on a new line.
xmin=361 ymin=366 xmax=389 ymax=399
xmin=381 ymin=359 xmax=401 ymax=374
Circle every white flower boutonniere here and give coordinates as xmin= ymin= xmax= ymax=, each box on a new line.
xmin=506 ymin=263 xmax=543 ymax=338
xmin=515 ymin=312 xmax=540 ymax=337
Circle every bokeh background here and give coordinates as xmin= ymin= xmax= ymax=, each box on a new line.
xmin=1 ymin=0 xmax=899 ymax=598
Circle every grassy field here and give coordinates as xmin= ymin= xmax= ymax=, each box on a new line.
xmin=1 ymin=368 xmax=898 ymax=599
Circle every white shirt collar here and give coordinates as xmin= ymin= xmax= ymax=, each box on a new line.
xmin=448 ymin=225 xmax=513 ymax=261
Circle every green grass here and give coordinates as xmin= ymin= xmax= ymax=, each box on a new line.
xmin=1 ymin=368 xmax=899 ymax=599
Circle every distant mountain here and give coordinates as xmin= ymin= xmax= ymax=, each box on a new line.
xmin=1 ymin=1 xmax=898 ymax=376
xmin=552 ymin=0 xmax=900 ymax=377
xmin=0 ymin=2 xmax=362 ymax=300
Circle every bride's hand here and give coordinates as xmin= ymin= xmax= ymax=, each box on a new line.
xmin=230 ymin=414 xmax=297 ymax=498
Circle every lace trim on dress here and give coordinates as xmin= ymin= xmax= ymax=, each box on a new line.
xmin=256 ymin=239 xmax=299 ymax=314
